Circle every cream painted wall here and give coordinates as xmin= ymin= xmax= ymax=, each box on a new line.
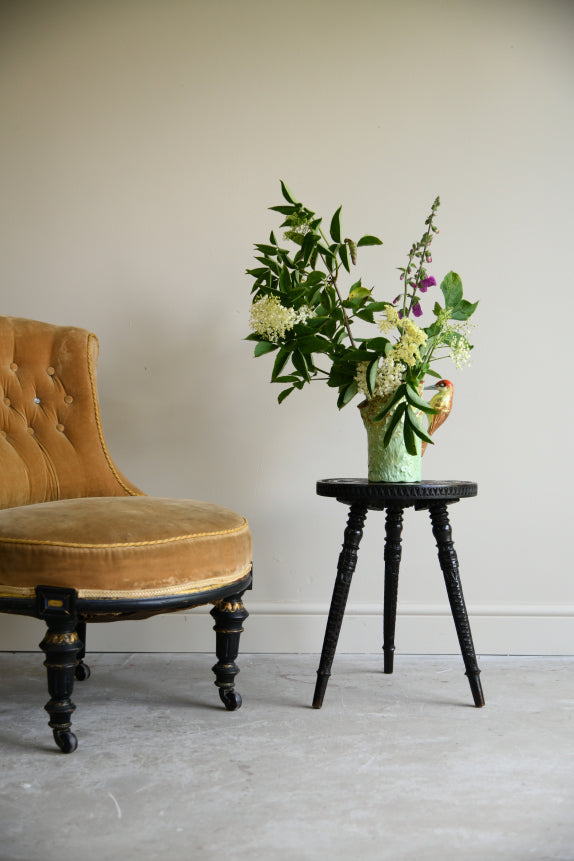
xmin=1 ymin=0 xmax=573 ymax=653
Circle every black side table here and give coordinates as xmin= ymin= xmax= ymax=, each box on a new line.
xmin=313 ymin=479 xmax=484 ymax=709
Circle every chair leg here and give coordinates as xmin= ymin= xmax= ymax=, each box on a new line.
xmin=383 ymin=505 xmax=404 ymax=674
xmin=210 ymin=594 xmax=249 ymax=711
xmin=39 ymin=619 xmax=82 ymax=753
xmin=428 ymin=502 xmax=485 ymax=707
xmin=313 ymin=502 xmax=368 ymax=709
xmin=74 ymin=621 xmax=91 ymax=681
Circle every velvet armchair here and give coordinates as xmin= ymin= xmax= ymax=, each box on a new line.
xmin=0 ymin=316 xmax=252 ymax=752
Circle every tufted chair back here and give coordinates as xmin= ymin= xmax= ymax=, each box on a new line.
xmin=0 ymin=316 xmax=142 ymax=509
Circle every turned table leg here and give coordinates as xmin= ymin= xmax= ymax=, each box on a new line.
xmin=313 ymin=502 xmax=368 ymax=709
xmin=428 ymin=502 xmax=485 ymax=707
xmin=383 ymin=506 xmax=404 ymax=674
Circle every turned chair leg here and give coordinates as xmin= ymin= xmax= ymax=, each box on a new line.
xmin=313 ymin=502 xmax=368 ymax=709
xmin=428 ymin=502 xmax=485 ymax=707
xmin=74 ymin=621 xmax=91 ymax=681
xmin=383 ymin=506 xmax=404 ymax=675
xmin=210 ymin=594 xmax=249 ymax=711
xmin=39 ymin=620 xmax=82 ymax=753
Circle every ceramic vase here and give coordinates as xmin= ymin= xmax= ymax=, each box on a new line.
xmin=359 ymin=396 xmax=422 ymax=482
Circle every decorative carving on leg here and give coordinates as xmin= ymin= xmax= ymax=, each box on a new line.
xmin=39 ymin=623 xmax=81 ymax=753
xmin=74 ymin=621 xmax=91 ymax=681
xmin=313 ymin=502 xmax=368 ymax=709
xmin=210 ymin=595 xmax=249 ymax=711
xmin=429 ymin=503 xmax=485 ymax=707
xmin=36 ymin=586 xmax=82 ymax=752
xmin=383 ymin=506 xmax=404 ymax=674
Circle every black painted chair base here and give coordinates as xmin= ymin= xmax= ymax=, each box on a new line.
xmin=2 ymin=573 xmax=251 ymax=752
xmin=313 ymin=480 xmax=484 ymax=710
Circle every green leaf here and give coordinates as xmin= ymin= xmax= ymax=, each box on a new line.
xmin=425 ymin=367 xmax=442 ymax=379
xmin=348 ymin=284 xmax=371 ymax=300
xmin=373 ymin=384 xmax=406 ymax=421
xmin=357 ymin=235 xmax=383 ymax=247
xmin=330 ymin=206 xmax=342 ymax=243
xmin=278 ymin=386 xmax=295 ymax=404
xmin=274 ymin=374 xmax=299 ymax=384
xmin=405 ymin=383 xmax=439 ymax=415
xmin=254 ymin=341 xmax=278 ymax=357
xmin=279 ymin=267 xmax=291 ymax=292
xmin=255 ymin=243 xmax=279 ymax=256
xmin=280 ymin=180 xmax=298 ymax=204
xmin=440 ymin=271 xmax=463 ymax=309
xmin=255 ymin=256 xmax=280 ymax=275
xmin=359 ymin=336 xmax=390 ymax=353
xmin=337 ymin=380 xmax=359 ymax=409
xmin=269 ymin=204 xmax=296 ymax=215
xmin=450 ymin=299 xmax=479 ymax=321
xmin=301 ymin=232 xmax=316 ymax=265
xmin=292 ymin=350 xmax=310 ymax=381
xmin=403 ymin=413 xmax=418 ymax=455
xmin=304 ymin=271 xmax=326 ymax=288
xmin=406 ymin=406 xmax=434 ymax=445
xmin=365 ymin=301 xmax=393 ymax=312
xmin=271 ymin=348 xmax=291 ymax=380
xmin=345 ymin=237 xmax=357 ymax=265
xmin=339 ymin=242 xmax=350 ymax=272
xmin=366 ymin=356 xmax=379 ymax=397
xmin=382 ymin=401 xmax=406 ymax=447
xmin=356 ymin=309 xmax=375 ymax=323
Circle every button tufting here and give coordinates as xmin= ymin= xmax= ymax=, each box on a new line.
xmin=10 ymin=363 xmax=17 ymax=371
xmin=27 ymin=427 xmax=34 ymax=435
xmin=64 ymin=395 xmax=73 ymax=404
xmin=33 ymin=397 xmax=41 ymax=405
xmin=47 ymin=367 xmax=55 ymax=376
xmin=3 ymin=398 xmax=10 ymax=407
xmin=0 ymin=430 xmax=6 ymax=438
xmin=56 ymin=424 xmax=65 ymax=432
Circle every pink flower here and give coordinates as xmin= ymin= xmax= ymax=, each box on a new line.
xmin=412 ymin=302 xmax=423 ymax=317
xmin=419 ymin=276 xmax=436 ymax=293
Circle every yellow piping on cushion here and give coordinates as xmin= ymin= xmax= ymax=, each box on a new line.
xmin=0 ymin=563 xmax=252 ymax=600
xmin=0 ymin=518 xmax=249 ymax=550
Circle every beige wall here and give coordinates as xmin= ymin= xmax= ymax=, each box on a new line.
xmin=1 ymin=0 xmax=573 ymax=652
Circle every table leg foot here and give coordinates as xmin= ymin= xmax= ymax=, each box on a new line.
xmin=467 ymin=671 xmax=485 ymax=707
xmin=312 ymin=672 xmax=330 ymax=709
xmin=383 ymin=648 xmax=394 ymax=674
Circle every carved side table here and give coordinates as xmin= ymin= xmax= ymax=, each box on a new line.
xmin=313 ymin=479 xmax=484 ymax=709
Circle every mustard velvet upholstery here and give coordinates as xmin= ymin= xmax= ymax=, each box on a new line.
xmin=0 ymin=497 xmax=252 ymax=597
xmin=0 ymin=316 xmax=253 ymax=752
xmin=0 ymin=316 xmax=142 ymax=507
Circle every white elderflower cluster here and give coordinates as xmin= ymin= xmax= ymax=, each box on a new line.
xmin=442 ymin=320 xmax=475 ymax=369
xmin=249 ymin=295 xmax=311 ymax=343
xmin=355 ymin=356 xmax=406 ymax=400
xmin=449 ymin=329 xmax=473 ymax=368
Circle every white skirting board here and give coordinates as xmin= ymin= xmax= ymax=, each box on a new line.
xmin=1 ymin=603 xmax=573 ymax=655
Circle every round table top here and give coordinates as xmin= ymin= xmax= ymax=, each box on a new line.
xmin=316 ymin=479 xmax=478 ymax=506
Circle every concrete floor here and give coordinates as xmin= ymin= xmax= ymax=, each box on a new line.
xmin=0 ymin=654 xmax=572 ymax=861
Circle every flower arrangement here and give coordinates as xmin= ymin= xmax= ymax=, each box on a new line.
xmin=246 ymin=182 xmax=478 ymax=455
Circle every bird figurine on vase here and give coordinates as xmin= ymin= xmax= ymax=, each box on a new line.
xmin=422 ymin=379 xmax=454 ymax=455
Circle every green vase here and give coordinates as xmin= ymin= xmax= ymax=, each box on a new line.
xmin=359 ymin=396 xmax=422 ymax=483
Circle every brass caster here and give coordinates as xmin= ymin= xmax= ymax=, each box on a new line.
xmin=219 ymin=688 xmax=242 ymax=711
xmin=53 ymin=730 xmax=78 ymax=754
xmin=75 ymin=661 xmax=91 ymax=681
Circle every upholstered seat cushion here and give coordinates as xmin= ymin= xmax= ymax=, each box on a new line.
xmin=0 ymin=497 xmax=252 ymax=599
